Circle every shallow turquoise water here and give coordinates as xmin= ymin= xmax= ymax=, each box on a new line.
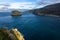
xmin=0 ymin=12 xmax=60 ymax=40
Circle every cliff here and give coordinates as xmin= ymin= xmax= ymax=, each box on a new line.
xmin=0 ymin=28 xmax=24 ymax=40
xmin=33 ymin=3 xmax=60 ymax=16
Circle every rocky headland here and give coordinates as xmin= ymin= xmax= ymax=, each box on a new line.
xmin=0 ymin=28 xmax=24 ymax=40
xmin=33 ymin=3 xmax=60 ymax=17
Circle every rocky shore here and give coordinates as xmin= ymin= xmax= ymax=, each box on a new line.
xmin=33 ymin=3 xmax=60 ymax=17
xmin=0 ymin=28 xmax=24 ymax=40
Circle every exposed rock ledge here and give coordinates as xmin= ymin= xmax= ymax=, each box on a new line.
xmin=0 ymin=28 xmax=24 ymax=40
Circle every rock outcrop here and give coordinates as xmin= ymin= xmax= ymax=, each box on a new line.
xmin=11 ymin=10 xmax=22 ymax=16
xmin=0 ymin=28 xmax=24 ymax=40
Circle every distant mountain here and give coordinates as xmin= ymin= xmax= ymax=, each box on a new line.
xmin=33 ymin=3 xmax=60 ymax=16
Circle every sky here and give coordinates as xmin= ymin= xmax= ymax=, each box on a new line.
xmin=0 ymin=0 xmax=60 ymax=10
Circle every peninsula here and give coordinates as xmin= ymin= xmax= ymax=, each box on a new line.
xmin=33 ymin=3 xmax=60 ymax=17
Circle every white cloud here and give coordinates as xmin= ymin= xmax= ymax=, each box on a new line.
xmin=36 ymin=0 xmax=60 ymax=5
xmin=0 ymin=0 xmax=60 ymax=10
xmin=0 ymin=2 xmax=36 ymax=12
xmin=0 ymin=6 xmax=4 ymax=9
xmin=7 ymin=2 xmax=35 ymax=9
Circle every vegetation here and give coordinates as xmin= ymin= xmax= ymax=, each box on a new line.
xmin=0 ymin=28 xmax=24 ymax=40
xmin=11 ymin=10 xmax=22 ymax=16
xmin=33 ymin=3 xmax=60 ymax=16
xmin=0 ymin=35 xmax=2 ymax=40
xmin=0 ymin=28 xmax=11 ymax=40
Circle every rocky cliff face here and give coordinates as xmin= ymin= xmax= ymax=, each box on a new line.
xmin=33 ymin=3 xmax=60 ymax=16
xmin=0 ymin=28 xmax=24 ymax=40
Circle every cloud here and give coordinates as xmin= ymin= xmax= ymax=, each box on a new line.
xmin=0 ymin=0 xmax=60 ymax=10
xmin=0 ymin=2 xmax=35 ymax=10
xmin=0 ymin=0 xmax=37 ymax=3
xmin=36 ymin=0 xmax=60 ymax=5
xmin=8 ymin=2 xmax=35 ymax=9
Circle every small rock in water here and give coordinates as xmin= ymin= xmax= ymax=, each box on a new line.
xmin=11 ymin=10 xmax=22 ymax=16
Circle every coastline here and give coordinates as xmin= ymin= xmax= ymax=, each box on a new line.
xmin=36 ymin=13 xmax=60 ymax=17
xmin=0 ymin=28 xmax=24 ymax=40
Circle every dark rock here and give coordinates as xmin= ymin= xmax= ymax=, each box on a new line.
xmin=33 ymin=3 xmax=60 ymax=16
xmin=11 ymin=10 xmax=22 ymax=16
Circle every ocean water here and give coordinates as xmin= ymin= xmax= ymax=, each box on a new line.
xmin=0 ymin=12 xmax=60 ymax=40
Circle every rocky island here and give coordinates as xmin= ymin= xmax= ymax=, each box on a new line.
xmin=0 ymin=28 xmax=24 ymax=40
xmin=11 ymin=10 xmax=22 ymax=16
xmin=33 ymin=3 xmax=60 ymax=17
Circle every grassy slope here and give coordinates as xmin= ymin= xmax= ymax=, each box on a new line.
xmin=0 ymin=28 xmax=11 ymax=40
xmin=0 ymin=36 xmax=2 ymax=40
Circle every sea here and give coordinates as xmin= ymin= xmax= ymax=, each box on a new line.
xmin=0 ymin=12 xmax=60 ymax=40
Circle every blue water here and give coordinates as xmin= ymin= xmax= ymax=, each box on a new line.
xmin=0 ymin=12 xmax=60 ymax=40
